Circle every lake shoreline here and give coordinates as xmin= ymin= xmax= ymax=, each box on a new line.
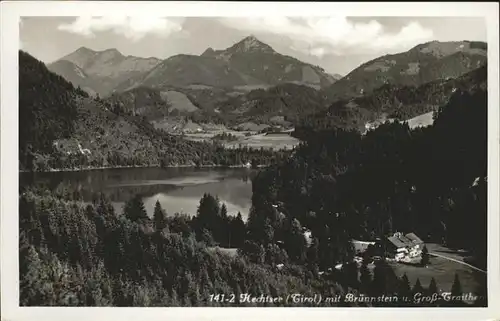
xmin=22 ymin=166 xmax=255 ymax=220
xmin=19 ymin=163 xmax=268 ymax=174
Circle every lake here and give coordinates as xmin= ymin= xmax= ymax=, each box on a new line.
xmin=20 ymin=167 xmax=256 ymax=220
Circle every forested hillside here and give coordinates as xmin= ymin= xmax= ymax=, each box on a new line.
xmin=252 ymin=87 xmax=487 ymax=271
xmin=20 ymin=83 xmax=488 ymax=307
xmin=19 ymin=189 xmax=351 ymax=307
xmin=296 ymin=64 xmax=487 ymax=132
xmin=106 ymin=63 xmax=487 ymax=132
xmin=215 ymin=83 xmax=330 ymax=125
xmin=19 ymin=51 xmax=289 ymax=172
xmin=19 ymin=50 xmax=84 ymax=167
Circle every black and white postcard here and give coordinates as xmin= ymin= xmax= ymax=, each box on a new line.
xmin=1 ymin=2 xmax=499 ymax=321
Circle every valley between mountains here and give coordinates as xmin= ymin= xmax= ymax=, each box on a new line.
xmin=22 ymin=35 xmax=487 ymax=172
xmin=17 ymin=17 xmax=490 ymax=308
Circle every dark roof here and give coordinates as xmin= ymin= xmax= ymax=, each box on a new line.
xmin=387 ymin=232 xmax=424 ymax=249
xmin=387 ymin=236 xmax=407 ymax=248
xmin=405 ymin=233 xmax=424 ymax=244
xmin=399 ymin=235 xmax=413 ymax=244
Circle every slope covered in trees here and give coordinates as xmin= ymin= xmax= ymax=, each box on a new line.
xmin=19 ymin=50 xmax=85 ymax=168
xmin=19 ymin=51 xmax=289 ymax=172
xmin=19 ymin=84 xmax=487 ymax=307
xmin=19 ymin=188 xmax=357 ymax=307
xmin=215 ymin=83 xmax=330 ymax=125
xmin=296 ymin=64 xmax=487 ymax=132
xmin=250 ymin=87 xmax=487 ymax=271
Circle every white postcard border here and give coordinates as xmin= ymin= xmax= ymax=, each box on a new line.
xmin=1 ymin=2 xmax=499 ymax=321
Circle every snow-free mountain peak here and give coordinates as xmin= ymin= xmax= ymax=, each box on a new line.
xmin=50 ymin=46 xmax=161 ymax=97
xmin=226 ymin=35 xmax=276 ymax=54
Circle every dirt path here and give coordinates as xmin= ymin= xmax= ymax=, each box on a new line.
xmin=429 ymin=252 xmax=487 ymax=274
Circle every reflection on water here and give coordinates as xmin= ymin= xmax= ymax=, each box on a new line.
xmin=20 ymin=167 xmax=255 ymax=219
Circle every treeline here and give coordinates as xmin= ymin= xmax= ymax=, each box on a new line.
xmin=28 ymin=136 xmax=290 ymax=172
xmin=268 ymin=89 xmax=487 ymax=268
xmin=247 ymin=87 xmax=487 ymax=273
xmin=21 ymin=84 xmax=487 ymax=307
xmin=20 ymin=189 xmax=354 ymax=307
xmin=20 ymin=186 xmax=483 ymax=307
xmin=216 ymin=83 xmax=329 ymax=126
xmin=212 ymin=132 xmax=239 ymax=142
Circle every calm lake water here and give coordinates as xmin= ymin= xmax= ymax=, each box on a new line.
xmin=20 ymin=167 xmax=256 ymax=219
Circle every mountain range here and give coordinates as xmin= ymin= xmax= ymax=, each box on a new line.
xmin=39 ymin=36 xmax=487 ymax=136
xmin=296 ymin=64 xmax=487 ymax=132
xmin=48 ymin=36 xmax=339 ymax=97
xmin=326 ymin=40 xmax=487 ymax=101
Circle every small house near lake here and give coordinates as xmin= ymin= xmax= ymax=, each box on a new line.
xmin=381 ymin=232 xmax=424 ymax=263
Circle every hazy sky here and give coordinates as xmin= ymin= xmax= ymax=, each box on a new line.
xmin=20 ymin=16 xmax=487 ymax=75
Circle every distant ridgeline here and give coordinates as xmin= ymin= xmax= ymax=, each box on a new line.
xmin=23 ymin=38 xmax=488 ymax=171
xmin=47 ymin=36 xmax=338 ymax=98
xmin=294 ymin=64 xmax=487 ymax=134
xmin=45 ymin=38 xmax=486 ymax=132
xmin=19 ymin=51 xmax=290 ymax=172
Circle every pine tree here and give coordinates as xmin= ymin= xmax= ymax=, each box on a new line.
xmin=451 ymin=273 xmax=462 ymax=296
xmin=262 ymin=218 xmax=275 ymax=245
xmin=196 ymin=193 xmax=221 ymax=239
xmin=371 ymin=260 xmax=387 ymax=296
xmin=399 ymin=273 xmax=412 ymax=298
xmin=201 ymin=228 xmax=216 ymax=247
xmin=239 ymin=240 xmax=265 ymax=264
xmin=20 ymin=245 xmax=44 ymax=306
xmin=216 ymin=203 xmax=229 ymax=246
xmin=412 ymin=278 xmax=424 ymax=296
xmin=450 ymin=273 xmax=464 ymax=306
xmin=284 ymin=218 xmax=307 ymax=263
xmin=306 ymin=237 xmax=320 ymax=265
xmin=220 ymin=203 xmax=228 ymax=219
xmin=428 ymin=277 xmax=438 ymax=295
xmin=124 ymin=195 xmax=148 ymax=222
xmin=423 ymin=277 xmax=440 ymax=307
xmin=359 ymin=262 xmax=372 ymax=294
xmin=421 ymin=245 xmax=429 ymax=266
xmin=231 ymin=212 xmax=246 ymax=248
xmin=153 ymin=200 xmax=167 ymax=232
xmin=341 ymin=262 xmax=359 ymax=290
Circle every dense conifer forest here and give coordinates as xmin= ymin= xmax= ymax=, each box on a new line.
xmin=20 ymin=80 xmax=488 ymax=306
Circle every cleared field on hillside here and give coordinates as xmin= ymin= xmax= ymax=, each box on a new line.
xmin=183 ymin=130 xmax=249 ymax=142
xmin=207 ymin=247 xmax=239 ymax=257
xmin=406 ymin=111 xmax=435 ymax=128
xmin=160 ymin=90 xmax=199 ymax=112
xmin=364 ymin=111 xmax=436 ymax=134
xmin=183 ymin=131 xmax=300 ymax=150
xmin=224 ymin=133 xmax=300 ymax=150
